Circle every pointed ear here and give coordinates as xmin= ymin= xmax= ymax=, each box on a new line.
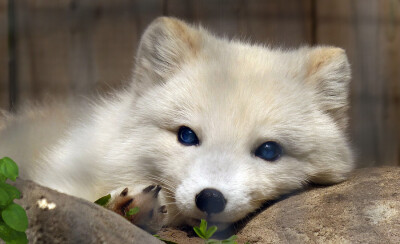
xmin=305 ymin=47 xmax=351 ymax=129
xmin=132 ymin=17 xmax=202 ymax=94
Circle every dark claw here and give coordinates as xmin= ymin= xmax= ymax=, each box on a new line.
xmin=142 ymin=185 xmax=162 ymax=198
xmin=159 ymin=205 xmax=167 ymax=213
xmin=121 ymin=198 xmax=134 ymax=212
xmin=120 ymin=187 xmax=129 ymax=196
xmin=142 ymin=185 xmax=156 ymax=193
xmin=153 ymin=185 xmax=162 ymax=198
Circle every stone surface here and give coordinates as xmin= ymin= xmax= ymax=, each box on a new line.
xmin=10 ymin=179 xmax=162 ymax=244
xmin=159 ymin=167 xmax=400 ymax=244
xmin=7 ymin=167 xmax=400 ymax=243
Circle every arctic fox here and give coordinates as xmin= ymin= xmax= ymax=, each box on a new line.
xmin=0 ymin=17 xmax=354 ymax=232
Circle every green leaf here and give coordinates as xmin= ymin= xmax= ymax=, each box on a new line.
xmin=204 ymin=225 xmax=218 ymax=239
xmin=0 ymin=174 xmax=6 ymax=183
xmin=199 ymin=219 xmax=207 ymax=233
xmin=0 ymin=157 xmax=19 ymax=181
xmin=126 ymin=207 xmax=139 ymax=217
xmin=0 ymin=182 xmax=21 ymax=201
xmin=221 ymin=235 xmax=238 ymax=244
xmin=94 ymin=194 xmax=111 ymax=206
xmin=153 ymin=234 xmax=179 ymax=244
xmin=193 ymin=226 xmax=206 ymax=240
xmin=0 ymin=188 xmax=10 ymax=206
xmin=2 ymin=203 xmax=29 ymax=232
xmin=206 ymin=240 xmax=221 ymax=244
xmin=6 ymin=232 xmax=28 ymax=244
xmin=0 ymin=221 xmax=27 ymax=243
xmin=205 ymin=235 xmax=238 ymax=244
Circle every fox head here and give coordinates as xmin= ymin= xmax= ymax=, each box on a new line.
xmin=117 ymin=17 xmax=354 ymax=227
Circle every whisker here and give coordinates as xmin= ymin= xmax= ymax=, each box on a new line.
xmin=163 ymin=195 xmax=176 ymax=200
xmin=168 ymin=209 xmax=183 ymax=223
xmin=146 ymin=175 xmax=176 ymax=186
xmin=249 ymin=197 xmax=272 ymax=203
xmin=163 ymin=192 xmax=176 ymax=197
xmin=162 ymin=202 xmax=177 ymax=206
xmin=146 ymin=176 xmax=177 ymax=191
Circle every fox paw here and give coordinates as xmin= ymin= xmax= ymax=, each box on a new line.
xmin=107 ymin=185 xmax=167 ymax=233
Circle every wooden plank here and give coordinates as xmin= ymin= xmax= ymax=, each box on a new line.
xmin=8 ymin=0 xmax=400 ymax=167
xmin=0 ymin=0 xmax=8 ymax=110
xmin=13 ymin=0 xmax=163 ymax=107
xmin=165 ymin=0 xmax=313 ymax=47
xmin=380 ymin=0 xmax=400 ymax=167
xmin=90 ymin=0 xmax=164 ymax=93
xmin=316 ymin=0 xmax=400 ymax=167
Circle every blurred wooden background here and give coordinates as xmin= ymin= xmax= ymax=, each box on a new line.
xmin=0 ymin=0 xmax=399 ymax=167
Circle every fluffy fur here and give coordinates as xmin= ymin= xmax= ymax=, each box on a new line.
xmin=0 ymin=17 xmax=354 ymax=228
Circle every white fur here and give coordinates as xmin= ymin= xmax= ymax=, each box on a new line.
xmin=0 ymin=17 xmax=354 ymax=227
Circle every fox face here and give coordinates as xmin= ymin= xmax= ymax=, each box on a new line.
xmin=108 ymin=17 xmax=354 ymax=227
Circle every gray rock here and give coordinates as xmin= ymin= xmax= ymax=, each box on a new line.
xmin=158 ymin=167 xmax=400 ymax=244
xmin=10 ymin=179 xmax=163 ymax=244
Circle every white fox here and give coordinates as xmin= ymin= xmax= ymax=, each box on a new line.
xmin=0 ymin=17 xmax=354 ymax=232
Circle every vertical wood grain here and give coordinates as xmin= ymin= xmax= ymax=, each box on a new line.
xmin=165 ymin=0 xmax=313 ymax=47
xmin=381 ymin=0 xmax=400 ymax=167
xmin=0 ymin=0 xmax=8 ymax=110
xmin=12 ymin=0 xmax=163 ymax=106
xmin=316 ymin=0 xmax=400 ymax=166
xmin=2 ymin=0 xmax=399 ymax=166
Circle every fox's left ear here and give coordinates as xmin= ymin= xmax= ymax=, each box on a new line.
xmin=132 ymin=17 xmax=203 ymax=95
xmin=305 ymin=47 xmax=351 ymax=129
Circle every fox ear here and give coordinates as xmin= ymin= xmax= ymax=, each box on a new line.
xmin=132 ymin=17 xmax=202 ymax=94
xmin=305 ymin=47 xmax=351 ymax=129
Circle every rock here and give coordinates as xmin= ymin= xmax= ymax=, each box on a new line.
xmin=10 ymin=179 xmax=163 ymax=244
xmin=158 ymin=167 xmax=400 ymax=244
xmin=7 ymin=168 xmax=400 ymax=243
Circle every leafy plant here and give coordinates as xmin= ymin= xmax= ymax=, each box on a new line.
xmin=194 ymin=219 xmax=238 ymax=244
xmin=0 ymin=157 xmax=28 ymax=244
xmin=94 ymin=194 xmax=111 ymax=206
xmin=153 ymin=234 xmax=178 ymax=244
xmin=125 ymin=207 xmax=139 ymax=217
xmin=94 ymin=195 xmax=243 ymax=243
xmin=94 ymin=194 xmax=139 ymax=219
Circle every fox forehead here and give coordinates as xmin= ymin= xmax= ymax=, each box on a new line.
xmin=136 ymin=49 xmax=324 ymax=158
xmin=144 ymin=44 xmax=316 ymax=126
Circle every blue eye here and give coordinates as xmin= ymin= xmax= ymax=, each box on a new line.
xmin=255 ymin=141 xmax=282 ymax=161
xmin=178 ymin=126 xmax=199 ymax=146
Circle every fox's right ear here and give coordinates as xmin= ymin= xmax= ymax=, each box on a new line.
xmin=132 ymin=17 xmax=203 ymax=94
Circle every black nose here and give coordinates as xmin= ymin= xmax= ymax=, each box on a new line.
xmin=195 ymin=188 xmax=226 ymax=214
